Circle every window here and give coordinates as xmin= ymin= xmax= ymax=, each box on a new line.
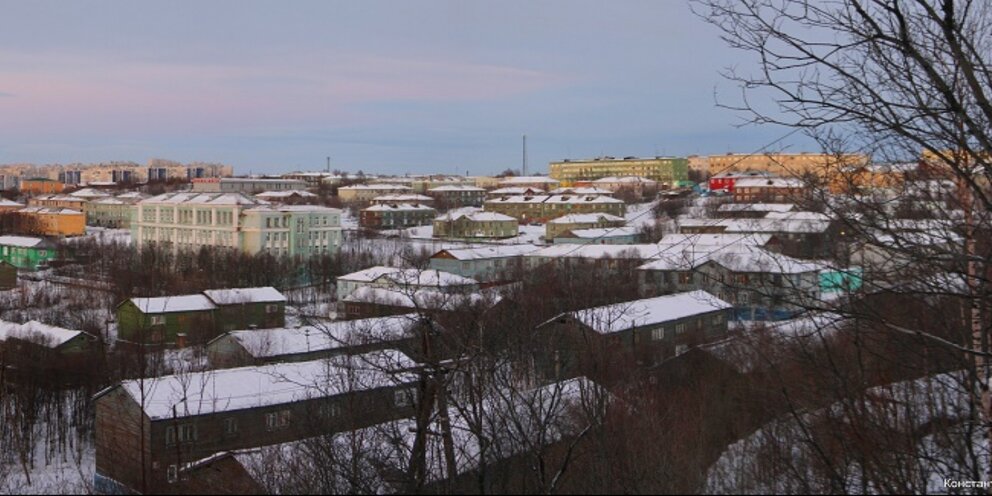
xmin=675 ymin=323 xmax=686 ymax=335
xmin=675 ymin=344 xmax=688 ymax=356
xmin=178 ymin=423 xmax=197 ymax=442
xmin=394 ymin=387 xmax=415 ymax=408
xmin=678 ymin=272 xmax=693 ymax=284
xmin=167 ymin=464 xmax=178 ymax=483
xmin=320 ymin=402 xmax=341 ymax=418
xmin=738 ymin=292 xmax=751 ymax=304
xmin=165 ymin=426 xmax=175 ymax=446
xmin=150 ymin=315 xmax=166 ymax=326
xmin=266 ymin=410 xmax=291 ymax=431
xmin=712 ymin=314 xmax=724 ymax=325
xmin=266 ymin=304 xmax=279 ymax=314
xmin=224 ymin=417 xmax=238 ymax=435
xmin=651 ymin=328 xmax=665 ymax=341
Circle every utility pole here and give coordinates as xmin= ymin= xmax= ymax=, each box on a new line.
xmin=522 ymin=135 xmax=528 ymax=176
xmin=326 ymin=156 xmax=331 ymax=173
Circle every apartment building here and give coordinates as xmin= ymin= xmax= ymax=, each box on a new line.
xmin=484 ymin=195 xmax=626 ymax=223
xmin=191 ymin=178 xmax=308 ymax=194
xmin=707 ymin=152 xmax=868 ymax=178
xmin=338 ymin=184 xmax=413 ymax=203
xmin=427 ymin=185 xmax=487 ymax=207
xmin=131 ymin=192 xmax=342 ymax=258
xmin=549 ymin=156 xmax=688 ymax=187
xmin=359 ymin=203 xmax=436 ymax=229
xmin=16 ymin=207 xmax=86 ymax=237
xmin=433 ymin=211 xmax=519 ymax=239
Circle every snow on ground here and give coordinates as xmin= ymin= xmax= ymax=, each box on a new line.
xmin=704 ymin=371 xmax=981 ymax=494
xmin=625 ymin=200 xmax=661 ymax=228
xmin=1 ymin=442 xmax=94 ymax=495
xmin=0 ymin=278 xmax=113 ymax=336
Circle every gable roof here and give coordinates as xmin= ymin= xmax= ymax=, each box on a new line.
xmin=203 ymin=287 xmax=286 ymax=305
xmin=221 ymin=314 xmax=422 ymax=359
xmin=128 ymin=295 xmax=217 ymax=313
xmin=558 ymin=290 xmax=731 ymax=334
xmin=110 ymin=350 xmax=419 ymax=420
xmin=0 ymin=319 xmax=89 ymax=348
xmin=431 ymin=244 xmax=541 ymax=261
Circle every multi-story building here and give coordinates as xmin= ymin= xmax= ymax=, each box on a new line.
xmin=16 ymin=207 xmax=86 ymax=237
xmin=131 ymin=192 xmax=342 ymax=258
xmin=19 ymin=178 xmax=65 ymax=195
xmin=545 ymin=213 xmax=626 ymax=240
xmin=484 ymin=195 xmax=626 ymax=223
xmin=428 ymin=244 xmax=540 ymax=283
xmin=0 ymin=174 xmax=20 ymax=190
xmin=433 ymin=211 xmax=519 ymax=239
xmin=549 ymin=157 xmax=688 ymax=187
xmin=706 ymin=152 xmax=868 ymax=178
xmin=191 ymin=178 xmax=308 ymax=194
xmin=427 ymin=185 xmax=487 ymax=207
xmin=588 ymin=176 xmax=659 ymax=198
xmin=553 ymin=226 xmax=640 ymax=245
xmin=732 ymin=177 xmax=807 ymax=203
xmin=338 ymin=184 xmax=413 ymax=203
xmin=0 ymin=199 xmax=24 ymax=213
xmin=637 ymin=245 xmax=823 ymax=320
xmin=85 ymin=194 xmax=149 ymax=228
xmin=27 ymin=194 xmax=88 ymax=211
xmin=147 ymin=161 xmax=233 ymax=181
xmin=359 ymin=203 xmax=436 ymax=229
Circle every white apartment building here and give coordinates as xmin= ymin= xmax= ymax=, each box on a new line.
xmin=132 ymin=192 xmax=342 ymax=258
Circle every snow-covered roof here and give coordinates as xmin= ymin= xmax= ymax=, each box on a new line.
xmin=678 ymin=217 xmax=833 ymax=234
xmin=434 ymin=211 xmax=517 ymax=222
xmin=203 ymin=287 xmax=286 ymax=305
xmin=562 ymin=226 xmax=639 ymax=239
xmin=498 ymin=176 xmax=559 ymax=185
xmin=657 ymin=233 xmax=774 ymax=248
xmin=18 ymin=206 xmax=82 ymax=215
xmin=526 ymin=244 xmax=664 ymax=260
xmin=129 ymin=295 xmax=218 ymax=314
xmin=0 ymin=199 xmax=24 ymax=207
xmin=547 ymin=187 xmax=614 ymax=195
xmin=91 ymin=197 xmax=128 ymax=205
xmin=255 ymin=190 xmax=317 ymax=198
xmin=0 ymin=320 xmax=87 ymax=348
xmin=559 ymin=290 xmax=731 ymax=334
xmin=428 ymin=185 xmax=486 ymax=192
xmin=638 ymin=245 xmax=825 ymax=274
xmin=717 ymin=203 xmax=795 ymax=213
xmin=591 ymin=176 xmax=658 ymax=184
xmin=338 ymin=266 xmax=403 ymax=283
xmin=734 ymin=177 xmax=806 ymax=188
xmin=363 ymin=203 xmax=435 ymax=212
xmin=115 ymin=350 xmax=419 ymax=420
xmin=544 ymin=194 xmax=624 ymax=205
xmin=142 ymin=192 xmax=264 ymax=206
xmin=339 ymin=184 xmax=412 ymax=191
xmin=488 ymin=187 xmax=544 ymax=195
xmin=0 ymin=235 xmax=51 ymax=248
xmin=343 ymin=287 xmax=499 ymax=311
xmin=245 ymin=205 xmax=341 ymax=214
xmin=764 ymin=211 xmax=833 ymax=221
xmin=432 ymin=244 xmax=541 ymax=261
xmin=69 ymin=188 xmax=111 ymax=198
xmin=223 ymin=314 xmax=421 ymax=358
xmin=338 ymin=266 xmax=477 ymax=287
xmin=372 ymin=194 xmax=434 ymax=202
xmin=115 ymin=191 xmax=149 ymax=200
xmin=548 ymin=213 xmax=625 ymax=224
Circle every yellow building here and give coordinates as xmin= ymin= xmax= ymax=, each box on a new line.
xmin=549 ymin=156 xmax=688 ymax=186
xmin=17 ymin=207 xmax=86 ymax=237
xmin=707 ymin=152 xmax=868 ymax=178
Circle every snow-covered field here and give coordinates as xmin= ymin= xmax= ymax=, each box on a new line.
xmin=66 ymin=227 xmax=132 ymax=245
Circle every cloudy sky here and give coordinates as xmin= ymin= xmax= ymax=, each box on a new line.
xmin=0 ymin=0 xmax=813 ymax=175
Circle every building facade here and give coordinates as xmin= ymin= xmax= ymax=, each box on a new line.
xmin=0 ymin=236 xmax=57 ymax=270
xmin=706 ymin=152 xmax=868 ymax=178
xmin=549 ymin=157 xmax=689 ymax=187
xmin=484 ymin=195 xmax=626 ymax=223
xmin=433 ymin=211 xmax=519 ymax=239
xmin=545 ymin=213 xmax=626 ymax=240
xmin=16 ymin=207 xmax=86 ymax=236
xmin=359 ymin=203 xmax=436 ymax=229
xmin=132 ymin=192 xmax=342 ymax=258
xmin=427 ymin=185 xmax=487 ymax=207
xmin=191 ymin=178 xmax=308 ymax=194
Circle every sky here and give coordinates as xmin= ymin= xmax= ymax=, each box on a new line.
xmin=0 ymin=0 xmax=815 ymax=175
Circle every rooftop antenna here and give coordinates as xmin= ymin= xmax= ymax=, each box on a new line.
xmin=326 ymin=156 xmax=330 ymax=173
xmin=522 ymin=134 xmax=528 ymax=176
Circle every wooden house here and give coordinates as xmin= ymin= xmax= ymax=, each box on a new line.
xmin=0 ymin=261 xmax=16 ymax=289
xmin=93 ymin=350 xmax=421 ymax=494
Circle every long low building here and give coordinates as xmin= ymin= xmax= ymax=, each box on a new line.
xmin=94 ymin=350 xmax=420 ymax=494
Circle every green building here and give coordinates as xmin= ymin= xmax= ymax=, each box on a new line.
xmin=548 ymin=156 xmax=689 ymax=187
xmin=117 ymin=287 xmax=287 ymax=346
xmin=0 ymin=235 xmax=57 ymax=270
